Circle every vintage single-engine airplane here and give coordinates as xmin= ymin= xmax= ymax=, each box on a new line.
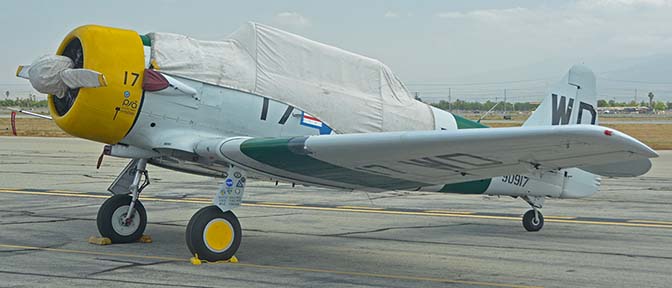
xmin=14 ymin=23 xmax=657 ymax=262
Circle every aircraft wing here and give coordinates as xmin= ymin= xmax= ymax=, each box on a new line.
xmin=196 ymin=125 xmax=657 ymax=191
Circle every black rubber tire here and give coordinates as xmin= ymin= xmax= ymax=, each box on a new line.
xmin=97 ymin=195 xmax=147 ymax=243
xmin=186 ymin=206 xmax=241 ymax=262
xmin=522 ymin=209 xmax=544 ymax=232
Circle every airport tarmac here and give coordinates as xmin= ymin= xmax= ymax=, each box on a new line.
xmin=0 ymin=136 xmax=671 ymax=288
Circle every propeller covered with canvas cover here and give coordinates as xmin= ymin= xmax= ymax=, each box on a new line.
xmin=16 ymin=55 xmax=107 ymax=98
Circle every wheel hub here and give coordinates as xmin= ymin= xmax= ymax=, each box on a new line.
xmin=111 ymin=205 xmax=140 ymax=236
xmin=203 ymin=219 xmax=234 ymax=253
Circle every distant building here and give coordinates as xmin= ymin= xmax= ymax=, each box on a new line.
xmin=597 ymin=107 xmax=651 ymax=114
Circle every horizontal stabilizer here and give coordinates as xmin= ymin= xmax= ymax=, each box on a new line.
xmin=581 ymin=158 xmax=652 ymax=177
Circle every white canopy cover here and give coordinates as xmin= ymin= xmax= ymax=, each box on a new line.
xmin=149 ymin=22 xmax=434 ymax=133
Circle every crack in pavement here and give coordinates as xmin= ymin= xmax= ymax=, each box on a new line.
xmin=0 ymin=243 xmax=67 ymax=255
xmin=0 ymin=210 xmax=96 ymax=229
xmin=151 ymin=221 xmax=184 ymax=227
xmin=239 ymin=212 xmax=302 ymax=219
xmin=0 ymin=210 xmax=35 ymax=217
xmin=581 ymin=198 xmax=672 ymax=205
xmin=0 ymin=171 xmax=88 ymax=176
xmin=82 ymin=174 xmax=115 ymax=179
xmin=30 ymin=203 xmax=97 ymax=212
xmin=0 ymin=218 xmax=77 ymax=226
xmin=87 ymin=259 xmax=176 ymax=276
xmin=324 ymin=223 xmax=473 ymax=237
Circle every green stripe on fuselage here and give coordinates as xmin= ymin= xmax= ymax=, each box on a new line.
xmin=453 ymin=114 xmax=489 ymax=129
xmin=240 ymin=137 xmax=429 ymax=190
xmin=439 ymin=178 xmax=492 ymax=194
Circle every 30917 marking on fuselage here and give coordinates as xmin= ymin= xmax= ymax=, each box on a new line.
xmin=501 ymin=175 xmax=529 ymax=187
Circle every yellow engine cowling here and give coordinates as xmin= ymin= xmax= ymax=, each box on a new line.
xmin=48 ymin=25 xmax=145 ymax=144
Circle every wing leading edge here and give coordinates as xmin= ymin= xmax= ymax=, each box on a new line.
xmin=194 ymin=125 xmax=657 ymax=191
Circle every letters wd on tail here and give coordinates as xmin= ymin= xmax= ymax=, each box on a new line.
xmin=524 ymin=65 xmax=598 ymax=127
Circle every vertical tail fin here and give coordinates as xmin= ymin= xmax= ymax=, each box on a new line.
xmin=523 ymin=65 xmax=598 ymax=127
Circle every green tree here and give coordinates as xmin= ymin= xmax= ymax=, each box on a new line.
xmin=654 ymin=101 xmax=667 ymax=111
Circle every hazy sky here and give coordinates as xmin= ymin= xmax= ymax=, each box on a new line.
xmin=2 ymin=0 xmax=672 ymax=102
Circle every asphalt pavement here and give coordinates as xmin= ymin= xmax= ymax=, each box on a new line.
xmin=0 ymin=136 xmax=671 ymax=288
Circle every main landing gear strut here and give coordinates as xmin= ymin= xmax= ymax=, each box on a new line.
xmin=97 ymin=160 xmax=246 ymax=262
xmin=521 ymin=196 xmax=544 ymax=232
xmin=97 ymin=159 xmax=149 ymax=243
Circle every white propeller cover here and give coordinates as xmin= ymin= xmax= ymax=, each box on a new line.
xmin=20 ymin=55 xmax=107 ymax=98
xmin=27 ymin=55 xmax=72 ymax=98
xmin=60 ymin=68 xmax=107 ymax=89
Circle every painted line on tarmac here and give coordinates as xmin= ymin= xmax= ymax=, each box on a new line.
xmin=337 ymin=205 xmax=385 ymax=210
xmin=258 ymin=201 xmax=300 ymax=206
xmin=1 ymin=188 xmax=672 ymax=229
xmin=0 ymin=243 xmax=540 ymax=288
xmin=628 ymin=219 xmax=672 ymax=225
xmin=542 ymin=216 xmax=577 ymax=220
xmin=425 ymin=210 xmax=475 ymax=215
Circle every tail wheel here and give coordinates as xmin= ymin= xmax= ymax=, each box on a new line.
xmin=186 ymin=206 xmax=241 ymax=262
xmin=97 ymin=194 xmax=147 ymax=243
xmin=522 ymin=209 xmax=544 ymax=232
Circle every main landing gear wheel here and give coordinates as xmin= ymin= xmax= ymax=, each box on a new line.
xmin=186 ymin=206 xmax=242 ymax=262
xmin=97 ymin=194 xmax=147 ymax=243
xmin=522 ymin=209 xmax=544 ymax=232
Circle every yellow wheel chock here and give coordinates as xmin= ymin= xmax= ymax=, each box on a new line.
xmin=138 ymin=234 xmax=153 ymax=243
xmin=190 ymin=254 xmax=202 ymax=265
xmin=88 ymin=235 xmax=152 ymax=245
xmin=88 ymin=236 xmax=112 ymax=245
xmin=190 ymin=253 xmax=238 ymax=265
